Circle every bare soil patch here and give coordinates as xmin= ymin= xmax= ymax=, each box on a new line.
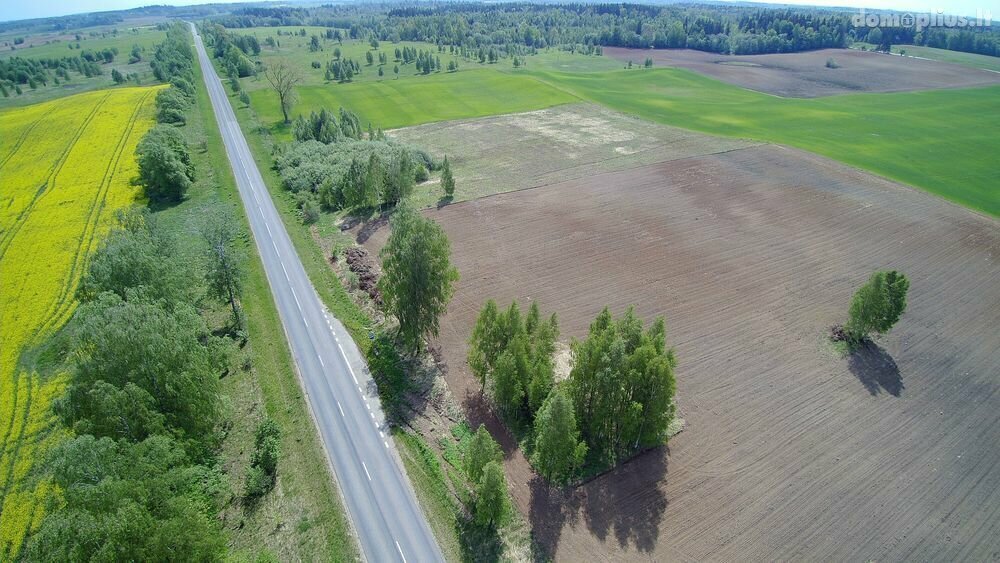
xmin=605 ymin=47 xmax=1000 ymax=97
xmin=362 ymin=144 xmax=1000 ymax=561
xmin=389 ymin=104 xmax=757 ymax=208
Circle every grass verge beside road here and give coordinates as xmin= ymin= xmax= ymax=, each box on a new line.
xmin=162 ymin=47 xmax=358 ymax=561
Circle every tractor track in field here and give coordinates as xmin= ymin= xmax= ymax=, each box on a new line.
xmin=34 ymin=90 xmax=153 ymax=342
xmin=0 ymin=375 xmax=34 ymax=514
xmin=0 ymin=116 xmax=43 ymax=170
xmin=0 ymin=92 xmax=111 ymax=262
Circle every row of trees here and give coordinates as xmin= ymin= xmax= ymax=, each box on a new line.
xmin=292 ymin=107 xmax=363 ymax=144
xmin=135 ymin=125 xmax=195 ymax=203
xmin=278 ymin=104 xmax=442 ymax=216
xmin=468 ymin=302 xmax=678 ymax=481
xmin=469 ymin=301 xmax=560 ymax=421
xmin=321 ymin=150 xmax=417 ymax=210
xmin=28 ymin=211 xmax=235 ymax=560
xmin=276 ymin=136 xmax=430 ymax=209
xmin=0 ymin=54 xmax=103 ymax=95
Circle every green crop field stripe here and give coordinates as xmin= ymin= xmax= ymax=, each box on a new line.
xmin=0 ymin=92 xmax=112 ymax=260
xmin=35 ymin=89 xmax=154 ymax=342
xmin=251 ymin=68 xmax=578 ymax=133
xmin=529 ymin=68 xmax=1000 ymax=216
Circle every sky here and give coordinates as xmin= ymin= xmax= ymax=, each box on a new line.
xmin=0 ymin=0 xmax=995 ymax=24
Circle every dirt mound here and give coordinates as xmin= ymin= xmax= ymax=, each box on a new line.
xmin=343 ymin=246 xmax=382 ymax=305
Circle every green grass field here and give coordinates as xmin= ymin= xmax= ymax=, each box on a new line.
xmin=892 ymin=45 xmax=1000 ymax=72
xmin=250 ymin=68 xmax=577 ymax=132
xmin=531 ymin=68 xmax=1000 ymax=216
xmin=0 ymin=26 xmax=166 ymax=109
xmin=0 ymin=26 xmax=165 ymax=61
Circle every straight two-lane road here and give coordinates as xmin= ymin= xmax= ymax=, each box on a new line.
xmin=191 ymin=24 xmax=443 ymax=563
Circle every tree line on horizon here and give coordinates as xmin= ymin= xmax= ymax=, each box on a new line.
xmin=210 ymin=3 xmax=1000 ymax=59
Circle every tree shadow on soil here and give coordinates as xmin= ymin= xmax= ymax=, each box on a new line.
xmin=848 ymin=340 xmax=903 ymax=397
xmin=437 ymin=195 xmax=453 ymax=209
xmin=462 ymin=392 xmax=522 ymax=460
xmin=529 ymin=447 xmax=669 ymax=559
xmin=353 ymin=211 xmax=390 ymax=244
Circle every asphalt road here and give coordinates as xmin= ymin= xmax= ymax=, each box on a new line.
xmin=191 ymin=24 xmax=443 ymax=563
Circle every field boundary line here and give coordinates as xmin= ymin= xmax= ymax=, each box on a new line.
xmin=434 ymin=144 xmax=764 ymax=209
xmin=34 ymin=90 xmax=153 ymax=342
xmin=0 ymin=92 xmax=112 ymax=261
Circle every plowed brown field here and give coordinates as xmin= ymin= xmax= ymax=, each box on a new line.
xmin=604 ymin=47 xmax=1000 ymax=97
xmin=362 ymin=143 xmax=1000 ymax=561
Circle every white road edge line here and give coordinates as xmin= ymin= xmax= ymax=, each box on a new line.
xmin=362 ymin=461 xmax=372 ymax=482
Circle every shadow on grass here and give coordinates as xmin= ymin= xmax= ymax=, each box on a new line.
xmin=529 ymin=448 xmax=669 ymax=558
xmin=848 ymin=340 xmax=903 ymax=397
xmin=457 ymin=515 xmax=504 ymax=563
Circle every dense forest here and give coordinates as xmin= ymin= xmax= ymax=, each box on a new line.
xmin=209 ymin=3 xmax=1000 ymax=57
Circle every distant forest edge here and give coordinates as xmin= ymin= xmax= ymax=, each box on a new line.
xmin=3 ymin=3 xmax=998 ymax=59
xmin=209 ymin=3 xmax=1000 ymax=57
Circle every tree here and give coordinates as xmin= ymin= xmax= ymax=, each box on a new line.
xmin=239 ymin=89 xmax=251 ymax=106
xmin=263 ymin=58 xmax=302 ymax=124
xmin=154 ymin=86 xmax=190 ymax=124
xmin=845 ymin=270 xmax=910 ymax=343
xmin=384 ymin=150 xmax=415 ymax=205
xmin=200 ymin=211 xmax=247 ymax=330
xmin=135 ymin=125 xmax=194 ymax=202
xmin=364 ymin=152 xmax=386 ymax=207
xmin=475 ymin=461 xmax=509 ymax=529
xmin=78 ymin=210 xmax=191 ymax=305
xmin=393 ymin=64 xmax=399 ymax=78
xmin=59 ymin=291 xmax=221 ymax=451
xmin=468 ymin=300 xmax=502 ymax=391
xmin=441 ymin=155 xmax=455 ymax=197
xmin=25 ymin=435 xmax=226 ymax=562
xmin=491 ymin=349 xmax=525 ymax=418
xmin=532 ymin=386 xmax=587 ymax=483
xmin=378 ymin=205 xmax=459 ymax=353
xmin=569 ymin=307 xmax=676 ymax=466
xmin=111 ymin=68 xmax=125 ymax=83
xmin=464 ymin=424 xmax=502 ymax=483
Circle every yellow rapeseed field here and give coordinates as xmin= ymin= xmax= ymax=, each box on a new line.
xmin=0 ymin=85 xmax=161 ymax=559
